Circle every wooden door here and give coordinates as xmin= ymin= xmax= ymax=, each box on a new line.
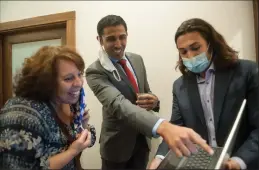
xmin=0 ymin=11 xmax=76 ymax=108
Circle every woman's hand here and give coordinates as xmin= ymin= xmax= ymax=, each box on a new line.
xmin=48 ymin=129 xmax=91 ymax=169
xmin=68 ymin=129 xmax=91 ymax=156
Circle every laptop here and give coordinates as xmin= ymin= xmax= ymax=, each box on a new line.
xmin=157 ymin=99 xmax=247 ymax=170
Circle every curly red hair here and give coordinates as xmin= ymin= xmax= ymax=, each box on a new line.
xmin=14 ymin=46 xmax=85 ymax=102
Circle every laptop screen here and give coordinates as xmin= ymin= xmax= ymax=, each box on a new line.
xmin=215 ymin=99 xmax=247 ymax=169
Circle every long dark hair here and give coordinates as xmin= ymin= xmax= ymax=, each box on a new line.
xmin=175 ymin=18 xmax=238 ymax=75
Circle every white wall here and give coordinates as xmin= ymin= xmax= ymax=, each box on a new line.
xmin=0 ymin=1 xmax=256 ymax=168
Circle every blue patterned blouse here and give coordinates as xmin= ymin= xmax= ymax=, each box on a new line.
xmin=0 ymin=97 xmax=96 ymax=169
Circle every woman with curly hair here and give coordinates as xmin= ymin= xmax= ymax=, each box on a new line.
xmin=0 ymin=46 xmax=96 ymax=169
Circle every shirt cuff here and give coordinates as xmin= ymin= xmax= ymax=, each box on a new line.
xmin=152 ymin=118 xmax=165 ymax=138
xmin=231 ymin=157 xmax=247 ymax=170
xmin=156 ymin=155 xmax=165 ymax=160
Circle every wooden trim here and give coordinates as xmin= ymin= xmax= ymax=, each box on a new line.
xmin=6 ymin=28 xmax=66 ymax=44
xmin=0 ymin=11 xmax=75 ymax=33
xmin=253 ymin=0 xmax=258 ymax=62
xmin=0 ymin=36 xmax=3 ymax=107
xmin=66 ymin=19 xmax=76 ymax=47
xmin=3 ymin=40 xmax=12 ymax=103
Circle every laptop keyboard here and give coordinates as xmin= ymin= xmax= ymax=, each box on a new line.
xmin=180 ymin=147 xmax=220 ymax=169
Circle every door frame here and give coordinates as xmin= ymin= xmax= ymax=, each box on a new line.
xmin=0 ymin=11 xmax=76 ymax=107
xmin=253 ymin=0 xmax=258 ymax=63
xmin=0 ymin=11 xmax=75 ymax=46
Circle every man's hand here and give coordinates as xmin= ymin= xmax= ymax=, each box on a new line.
xmin=157 ymin=121 xmax=214 ymax=157
xmin=149 ymin=157 xmax=163 ymax=169
xmin=136 ymin=93 xmax=158 ymax=111
xmin=222 ymin=159 xmax=241 ymax=170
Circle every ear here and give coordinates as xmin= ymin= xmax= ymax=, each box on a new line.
xmin=97 ymin=36 xmax=103 ymax=45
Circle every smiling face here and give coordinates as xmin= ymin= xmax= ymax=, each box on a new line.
xmin=55 ymin=59 xmax=83 ymax=104
xmin=176 ymin=31 xmax=211 ymax=60
xmin=99 ymin=24 xmax=127 ymax=59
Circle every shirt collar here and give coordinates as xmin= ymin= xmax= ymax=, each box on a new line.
xmin=197 ymin=63 xmax=215 ymax=83
xmin=109 ymin=55 xmax=127 ymax=63
xmin=206 ymin=63 xmax=215 ymax=74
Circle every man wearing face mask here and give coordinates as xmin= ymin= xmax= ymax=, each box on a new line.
xmin=85 ymin=15 xmax=213 ymax=169
xmin=149 ymin=18 xmax=259 ymax=170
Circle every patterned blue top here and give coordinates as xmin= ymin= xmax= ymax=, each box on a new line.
xmin=0 ymin=97 xmax=95 ymax=169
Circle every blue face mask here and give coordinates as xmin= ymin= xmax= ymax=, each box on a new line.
xmin=182 ymin=52 xmax=210 ymax=73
